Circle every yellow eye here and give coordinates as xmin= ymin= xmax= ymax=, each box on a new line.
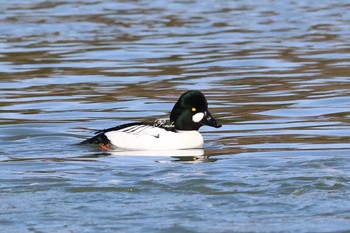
xmin=191 ymin=107 xmax=196 ymax=112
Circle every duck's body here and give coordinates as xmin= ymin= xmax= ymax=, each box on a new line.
xmin=82 ymin=90 xmax=221 ymax=151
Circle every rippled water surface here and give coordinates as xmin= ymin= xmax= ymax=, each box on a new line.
xmin=1 ymin=0 xmax=350 ymax=232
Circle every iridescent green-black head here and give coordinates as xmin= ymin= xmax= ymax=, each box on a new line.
xmin=170 ymin=90 xmax=222 ymax=130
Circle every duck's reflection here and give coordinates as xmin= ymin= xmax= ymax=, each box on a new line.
xmin=170 ymin=155 xmax=219 ymax=163
xmin=107 ymin=148 xmax=219 ymax=163
xmin=108 ymin=148 xmax=204 ymax=157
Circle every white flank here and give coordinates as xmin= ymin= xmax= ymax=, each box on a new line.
xmin=105 ymin=126 xmax=204 ymax=150
xmin=192 ymin=112 xmax=204 ymax=123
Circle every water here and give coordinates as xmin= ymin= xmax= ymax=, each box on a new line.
xmin=1 ymin=0 xmax=350 ymax=232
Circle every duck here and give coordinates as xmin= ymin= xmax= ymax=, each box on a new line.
xmin=81 ymin=90 xmax=222 ymax=150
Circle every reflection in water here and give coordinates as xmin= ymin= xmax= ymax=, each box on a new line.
xmin=108 ymin=148 xmax=204 ymax=157
xmin=170 ymin=155 xmax=219 ymax=163
xmin=108 ymin=148 xmax=220 ymax=163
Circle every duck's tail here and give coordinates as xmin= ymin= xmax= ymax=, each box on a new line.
xmin=80 ymin=133 xmax=110 ymax=145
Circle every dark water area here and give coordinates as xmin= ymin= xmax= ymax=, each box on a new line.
xmin=1 ymin=0 xmax=350 ymax=232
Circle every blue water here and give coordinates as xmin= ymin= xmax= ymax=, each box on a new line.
xmin=1 ymin=0 xmax=350 ymax=232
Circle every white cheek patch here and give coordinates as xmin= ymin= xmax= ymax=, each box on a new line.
xmin=192 ymin=112 xmax=204 ymax=123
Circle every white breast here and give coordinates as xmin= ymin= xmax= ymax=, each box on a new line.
xmin=104 ymin=125 xmax=204 ymax=150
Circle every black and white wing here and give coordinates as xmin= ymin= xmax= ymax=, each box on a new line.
xmin=81 ymin=122 xmax=175 ymax=145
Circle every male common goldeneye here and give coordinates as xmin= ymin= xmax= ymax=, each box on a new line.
xmin=82 ymin=90 xmax=222 ymax=150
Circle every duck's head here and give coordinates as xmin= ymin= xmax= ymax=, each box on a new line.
xmin=170 ymin=90 xmax=222 ymax=130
